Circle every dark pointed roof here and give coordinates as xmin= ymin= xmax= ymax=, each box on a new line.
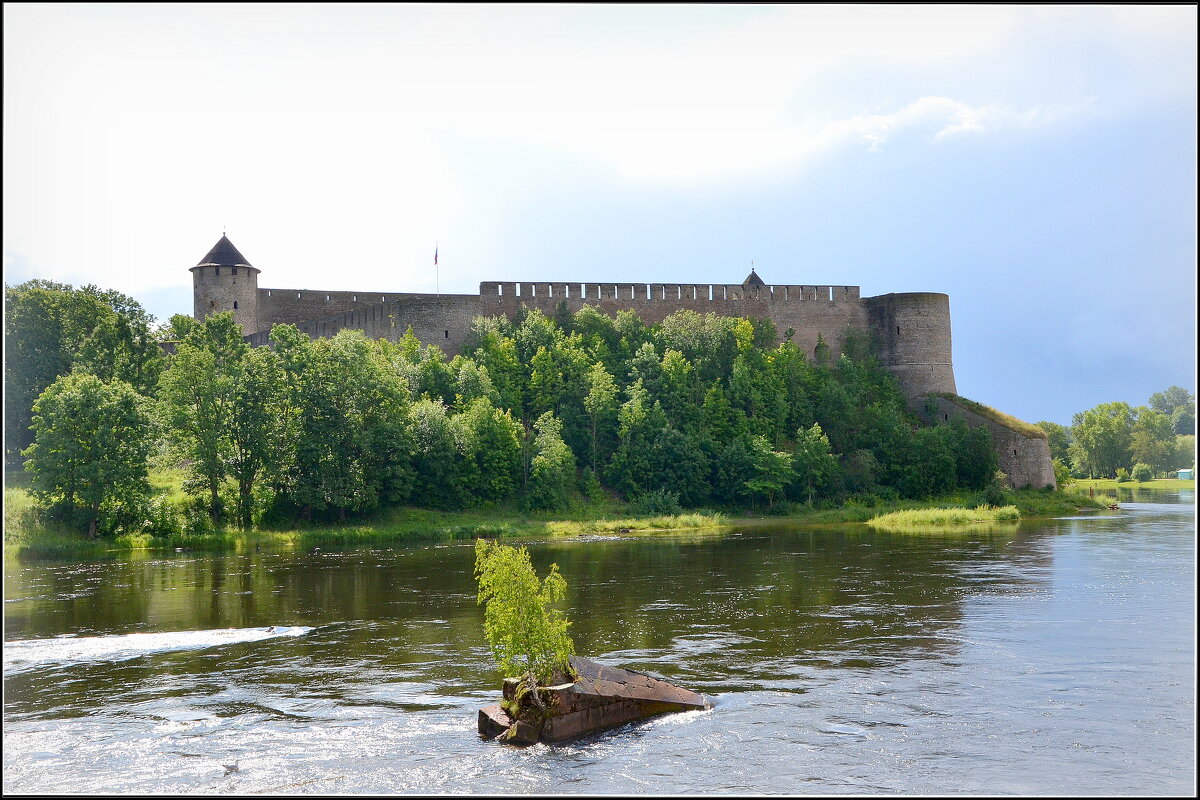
xmin=194 ymin=235 xmax=254 ymax=268
xmin=742 ymin=268 xmax=765 ymax=287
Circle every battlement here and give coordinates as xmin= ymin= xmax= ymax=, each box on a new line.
xmin=477 ymin=282 xmax=861 ymax=302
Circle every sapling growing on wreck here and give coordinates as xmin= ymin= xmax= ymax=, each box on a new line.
xmin=474 ymin=539 xmax=575 ymax=688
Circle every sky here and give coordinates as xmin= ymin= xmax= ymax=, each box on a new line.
xmin=4 ymin=3 xmax=1196 ymax=425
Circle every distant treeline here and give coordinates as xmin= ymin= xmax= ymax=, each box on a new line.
xmin=1037 ymin=389 xmax=1195 ymax=482
xmin=6 ymin=279 xmax=1007 ymax=537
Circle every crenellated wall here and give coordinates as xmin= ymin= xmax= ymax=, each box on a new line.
xmin=246 ymin=292 xmax=482 ymax=354
xmin=242 ymin=279 xmax=955 ymax=401
xmin=206 ymin=254 xmax=1052 ymax=488
xmin=476 ymin=280 xmax=873 ymax=370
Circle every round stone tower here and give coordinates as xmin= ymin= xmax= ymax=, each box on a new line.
xmin=864 ymin=292 xmax=957 ymax=401
xmin=190 ymin=234 xmax=260 ymax=336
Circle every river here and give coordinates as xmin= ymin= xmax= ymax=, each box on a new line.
xmin=3 ymin=490 xmax=1194 ymax=795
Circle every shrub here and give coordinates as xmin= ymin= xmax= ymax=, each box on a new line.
xmin=1131 ymin=463 xmax=1154 ymax=482
xmin=474 ymin=539 xmax=575 ymax=683
xmin=579 ymin=466 xmax=604 ymax=501
xmin=1115 ymin=467 xmax=1132 ymax=483
xmin=983 ymin=471 xmax=1011 ymax=506
xmin=1052 ymin=458 xmax=1073 ymax=490
xmin=630 ymin=488 xmax=682 ymax=516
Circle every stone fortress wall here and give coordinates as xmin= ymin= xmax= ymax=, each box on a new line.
xmin=243 ymin=280 xmax=958 ymax=401
xmin=194 ymin=235 xmax=1050 ymax=488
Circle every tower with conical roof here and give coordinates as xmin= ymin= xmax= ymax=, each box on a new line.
xmin=190 ymin=234 xmax=260 ymax=335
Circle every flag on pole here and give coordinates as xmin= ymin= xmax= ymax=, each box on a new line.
xmin=434 ymin=245 xmax=438 ymax=266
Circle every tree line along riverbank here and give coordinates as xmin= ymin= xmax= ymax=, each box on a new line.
xmin=5 ymin=465 xmax=1108 ymax=559
xmin=7 ymin=279 xmax=1119 ymax=552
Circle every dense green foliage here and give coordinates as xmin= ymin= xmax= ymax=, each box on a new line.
xmin=22 ymin=372 xmax=154 ymax=538
xmin=474 ymin=539 xmax=574 ymax=682
xmin=5 ymin=280 xmax=162 ymax=460
xmin=15 ymin=287 xmax=1024 ymax=537
xmin=1039 ymin=386 xmax=1195 ymax=480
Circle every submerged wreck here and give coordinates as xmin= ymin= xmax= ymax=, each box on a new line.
xmin=479 ymin=655 xmax=711 ymax=745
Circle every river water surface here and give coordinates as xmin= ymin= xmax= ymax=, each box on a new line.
xmin=3 ymin=491 xmax=1195 ymax=794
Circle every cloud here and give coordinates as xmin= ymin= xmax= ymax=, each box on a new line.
xmin=2 ymin=4 xmax=1194 ymax=295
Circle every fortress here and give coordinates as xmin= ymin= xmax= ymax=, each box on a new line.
xmin=189 ymin=234 xmax=1054 ymax=488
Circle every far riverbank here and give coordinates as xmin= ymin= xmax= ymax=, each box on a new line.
xmin=1072 ymin=478 xmax=1194 ymax=492
xmin=5 ymin=477 xmax=1111 ymax=559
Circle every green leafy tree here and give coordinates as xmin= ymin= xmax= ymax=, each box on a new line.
xmin=1036 ymin=420 xmax=1072 ymax=466
xmin=947 ymin=417 xmax=997 ymax=491
xmin=474 ymin=539 xmax=574 ymax=683
xmin=455 ymin=398 xmax=522 ymax=501
xmin=451 ymin=356 xmax=498 ymax=410
xmin=1070 ymin=402 xmax=1134 ymax=478
xmin=895 ymin=426 xmax=956 ymax=498
xmin=524 ymin=412 xmax=577 ymax=512
xmin=790 ymin=423 xmax=838 ymax=504
xmin=743 ymin=435 xmax=793 ymax=509
xmin=408 ymin=398 xmax=464 ymax=509
xmin=583 ymin=361 xmax=618 ymax=470
xmin=466 ymin=316 xmax=523 ymax=412
xmin=652 ymin=427 xmax=711 ymax=506
xmin=5 ymin=280 xmax=154 ymax=459
xmin=1130 ymin=407 xmax=1176 ymax=475
xmin=1052 ymin=457 xmax=1073 ymax=489
xmin=158 ymin=313 xmax=248 ymax=522
xmin=226 ymin=347 xmax=288 ymax=529
xmin=1149 ymin=386 xmax=1196 ymax=435
xmin=1172 ymin=435 xmax=1195 ymax=472
xmin=23 ymin=372 xmax=153 ymax=538
xmin=657 ymin=349 xmax=701 ymax=432
xmin=606 ymin=381 xmax=666 ymax=498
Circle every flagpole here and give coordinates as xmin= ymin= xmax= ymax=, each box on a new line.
xmin=435 ymin=242 xmax=439 ymax=296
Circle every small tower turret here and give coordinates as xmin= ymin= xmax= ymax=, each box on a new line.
xmin=190 ymin=235 xmax=260 ymax=336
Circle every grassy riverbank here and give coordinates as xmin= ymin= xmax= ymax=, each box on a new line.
xmin=4 ymin=480 xmax=730 ymax=558
xmin=867 ymin=505 xmax=1021 ymax=529
xmin=1071 ymin=478 xmax=1195 ymax=491
xmin=5 ymin=465 xmax=1111 ymax=558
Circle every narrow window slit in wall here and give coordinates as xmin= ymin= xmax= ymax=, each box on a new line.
xmin=232 ymin=267 xmax=237 ymax=276
xmin=233 ymin=301 xmax=238 ymax=310
xmin=444 ymin=330 xmax=449 ymax=339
